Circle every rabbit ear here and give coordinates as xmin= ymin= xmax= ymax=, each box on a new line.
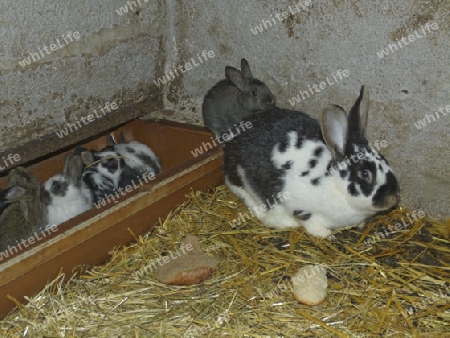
xmin=347 ymin=85 xmax=369 ymax=142
xmin=225 ymin=66 xmax=247 ymax=91
xmin=106 ymin=135 xmax=116 ymax=145
xmin=81 ymin=151 xmax=95 ymax=166
xmin=63 ymin=152 xmax=74 ymax=176
xmin=322 ymin=105 xmax=349 ymax=161
xmin=40 ymin=186 xmax=51 ymax=204
xmin=5 ymin=185 xmax=26 ymax=202
xmin=240 ymin=58 xmax=253 ymax=80
xmin=119 ymin=132 xmax=127 ymax=144
xmin=63 ymin=153 xmax=84 ymax=184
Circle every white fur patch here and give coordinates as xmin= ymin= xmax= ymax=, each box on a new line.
xmin=45 ymin=177 xmax=92 ymax=226
xmin=271 ymin=133 xmax=371 ymax=233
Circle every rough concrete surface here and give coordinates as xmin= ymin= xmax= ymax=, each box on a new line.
xmin=0 ymin=0 xmax=163 ymax=152
xmin=0 ymin=0 xmax=448 ymax=218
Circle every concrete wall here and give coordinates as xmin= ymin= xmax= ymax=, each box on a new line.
xmin=157 ymin=0 xmax=449 ymax=219
xmin=0 ymin=0 xmax=164 ymax=162
xmin=0 ymin=0 xmax=448 ymax=218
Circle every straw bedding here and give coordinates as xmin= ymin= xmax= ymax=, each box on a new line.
xmin=1 ymin=185 xmax=449 ymax=337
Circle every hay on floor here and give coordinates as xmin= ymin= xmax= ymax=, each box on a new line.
xmin=1 ymin=185 xmax=449 ymax=337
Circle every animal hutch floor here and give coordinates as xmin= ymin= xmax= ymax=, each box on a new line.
xmin=0 ymin=185 xmax=449 ymax=337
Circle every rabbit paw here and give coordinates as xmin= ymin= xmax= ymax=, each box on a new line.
xmin=356 ymin=221 xmax=366 ymax=229
xmin=304 ymin=220 xmax=332 ymax=238
xmin=261 ymin=206 xmax=300 ymax=229
xmin=327 ymin=234 xmax=337 ymax=241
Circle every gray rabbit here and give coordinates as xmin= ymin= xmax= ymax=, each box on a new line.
xmin=202 ymin=58 xmax=276 ymax=138
xmin=0 ymin=167 xmax=48 ymax=252
xmin=0 ymin=185 xmax=26 ymax=216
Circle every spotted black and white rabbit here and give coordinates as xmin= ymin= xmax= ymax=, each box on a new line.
xmin=202 ymin=58 xmax=276 ymax=138
xmin=81 ymin=144 xmax=123 ymax=204
xmin=42 ymin=152 xmax=93 ymax=225
xmin=81 ymin=134 xmax=161 ymax=204
xmin=109 ymin=133 xmax=161 ymax=180
xmin=223 ymin=85 xmax=400 ymax=238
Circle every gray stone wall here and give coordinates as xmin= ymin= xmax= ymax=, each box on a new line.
xmin=0 ymin=0 xmax=163 ymax=155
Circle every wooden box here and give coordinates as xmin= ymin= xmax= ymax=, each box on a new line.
xmin=0 ymin=119 xmax=223 ymax=319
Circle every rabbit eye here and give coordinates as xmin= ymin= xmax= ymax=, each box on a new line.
xmin=358 ymin=169 xmax=372 ymax=183
xmin=52 ymin=182 xmax=61 ymax=192
xmin=105 ymin=158 xmax=118 ymax=169
xmin=252 ymin=89 xmax=258 ymax=96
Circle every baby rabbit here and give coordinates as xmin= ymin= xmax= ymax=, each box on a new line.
xmin=42 ymin=152 xmax=93 ymax=226
xmin=81 ymin=134 xmax=160 ymax=204
xmin=81 ymin=144 xmax=124 ymax=204
xmin=223 ymin=85 xmax=400 ymax=238
xmin=202 ymin=58 xmax=276 ymax=138
xmin=0 ymin=167 xmax=47 ymax=251
xmin=109 ymin=133 xmax=161 ymax=179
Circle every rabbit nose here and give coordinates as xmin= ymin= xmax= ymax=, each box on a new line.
xmin=388 ymin=192 xmax=400 ymax=207
xmin=394 ymin=184 xmax=400 ymax=203
xmin=267 ymin=97 xmax=276 ymax=107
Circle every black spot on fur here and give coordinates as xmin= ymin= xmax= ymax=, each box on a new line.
xmin=372 ymin=171 xmax=399 ymax=208
xmin=314 ymin=147 xmax=324 ymax=157
xmin=348 ymin=161 xmax=377 ymax=197
xmin=119 ymin=166 xmax=146 ymax=189
xmin=293 ymin=210 xmax=303 ymax=216
xmin=82 ymin=174 xmax=97 ymax=192
xmin=300 ymin=170 xmax=310 ymax=177
xmin=282 ymin=161 xmax=292 ymax=170
xmin=378 ymin=163 xmax=383 ymax=171
xmin=136 ymin=153 xmax=161 ymax=175
xmin=309 ymin=159 xmax=317 ymax=169
xmin=82 ymin=170 xmax=116 ymax=203
xmin=326 ymin=161 xmax=333 ymax=171
xmin=278 ymin=140 xmax=288 ymax=153
xmin=101 ymin=158 xmax=120 ymax=174
xmin=325 ymin=161 xmax=335 ymax=176
xmin=300 ymin=213 xmax=311 ymax=221
xmin=339 ymin=170 xmax=347 ymax=178
xmin=295 ymin=136 xmax=303 ymax=149
xmin=51 ymin=181 xmax=68 ymax=197
xmin=347 ymin=182 xmax=358 ymax=196
xmin=310 ymin=178 xmax=320 ymax=185
xmin=293 ymin=210 xmax=311 ymax=220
